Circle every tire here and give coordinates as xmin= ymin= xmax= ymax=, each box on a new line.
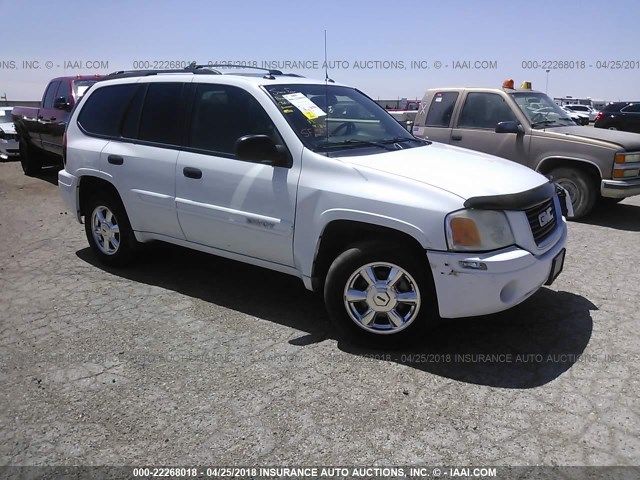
xmin=607 ymin=126 xmax=618 ymax=130
xmin=324 ymin=241 xmax=438 ymax=347
xmin=19 ymin=138 xmax=42 ymax=176
xmin=548 ymin=167 xmax=597 ymax=219
xmin=83 ymin=192 xmax=137 ymax=267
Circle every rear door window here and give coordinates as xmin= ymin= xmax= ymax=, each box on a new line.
xmin=425 ymin=92 xmax=458 ymax=127
xmin=138 ymin=83 xmax=184 ymax=145
xmin=621 ymin=104 xmax=640 ymax=113
xmin=78 ymin=84 xmax=142 ymax=137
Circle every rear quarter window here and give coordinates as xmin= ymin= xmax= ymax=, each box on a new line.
xmin=425 ymin=92 xmax=458 ymax=127
xmin=78 ymin=84 xmax=142 ymax=137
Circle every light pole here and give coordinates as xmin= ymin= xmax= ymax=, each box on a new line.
xmin=545 ymin=69 xmax=550 ymax=95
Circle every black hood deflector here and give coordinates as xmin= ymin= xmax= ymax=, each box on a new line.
xmin=463 ymin=182 xmax=555 ymax=211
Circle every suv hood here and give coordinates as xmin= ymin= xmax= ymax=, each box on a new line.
xmin=543 ymin=126 xmax=640 ymax=150
xmin=339 ymin=142 xmax=548 ymax=200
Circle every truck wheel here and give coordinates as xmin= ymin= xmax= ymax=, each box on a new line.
xmin=19 ymin=138 xmax=42 ymax=176
xmin=84 ymin=192 xmax=137 ymax=267
xmin=324 ymin=241 xmax=438 ymax=347
xmin=548 ymin=167 xmax=597 ymax=219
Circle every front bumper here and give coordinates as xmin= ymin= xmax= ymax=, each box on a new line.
xmin=58 ymin=169 xmax=82 ymax=222
xmin=0 ymin=139 xmax=19 ymax=159
xmin=427 ymin=222 xmax=567 ymax=318
xmin=601 ymin=178 xmax=640 ymax=199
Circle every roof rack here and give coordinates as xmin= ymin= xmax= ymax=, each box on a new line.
xmin=101 ymin=69 xmax=221 ymax=80
xmin=188 ymin=63 xmax=285 ymax=79
xmin=100 ymin=63 xmax=305 ymax=81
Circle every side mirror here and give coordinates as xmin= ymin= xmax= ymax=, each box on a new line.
xmin=495 ymin=121 xmax=524 ymax=134
xmin=53 ymin=96 xmax=71 ymax=111
xmin=234 ymin=135 xmax=290 ymax=167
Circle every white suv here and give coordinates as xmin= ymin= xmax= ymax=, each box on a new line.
xmin=58 ymin=66 xmax=568 ymax=346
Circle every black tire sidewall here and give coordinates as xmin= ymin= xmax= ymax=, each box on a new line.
xmin=324 ymin=241 xmax=437 ymax=347
xmin=19 ymin=139 xmax=41 ymax=176
xmin=83 ymin=193 xmax=136 ymax=267
xmin=550 ymin=167 xmax=596 ymax=219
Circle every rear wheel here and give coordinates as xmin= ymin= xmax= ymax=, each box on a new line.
xmin=83 ymin=192 xmax=137 ymax=267
xmin=19 ymin=138 xmax=42 ymax=176
xmin=548 ymin=167 xmax=597 ymax=219
xmin=324 ymin=241 xmax=438 ymax=347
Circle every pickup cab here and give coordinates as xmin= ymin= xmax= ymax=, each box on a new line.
xmin=412 ymin=86 xmax=640 ymax=218
xmin=12 ymin=75 xmax=99 ymax=175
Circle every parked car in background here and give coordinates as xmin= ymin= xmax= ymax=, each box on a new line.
xmin=412 ymin=86 xmax=640 ymax=218
xmin=564 ymin=104 xmax=599 ymax=122
xmin=559 ymin=106 xmax=588 ymax=125
xmin=58 ymin=67 xmax=568 ymax=346
xmin=594 ymin=102 xmax=640 ymax=133
xmin=0 ymin=106 xmax=19 ymax=160
xmin=12 ymin=75 xmax=100 ymax=174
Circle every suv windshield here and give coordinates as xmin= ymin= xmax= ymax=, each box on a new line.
xmin=511 ymin=92 xmax=577 ymax=128
xmin=264 ymin=84 xmax=425 ymax=153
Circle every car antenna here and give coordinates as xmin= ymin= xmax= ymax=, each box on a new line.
xmin=324 ymin=30 xmax=334 ymax=84
xmin=324 ymin=29 xmax=334 ymax=146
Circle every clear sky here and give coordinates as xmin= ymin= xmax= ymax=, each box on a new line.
xmin=1 ymin=0 xmax=639 ymax=102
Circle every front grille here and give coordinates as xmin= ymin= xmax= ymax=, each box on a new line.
xmin=525 ymin=198 xmax=557 ymax=245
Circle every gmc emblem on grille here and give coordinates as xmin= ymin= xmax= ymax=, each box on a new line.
xmin=538 ymin=207 xmax=554 ymax=227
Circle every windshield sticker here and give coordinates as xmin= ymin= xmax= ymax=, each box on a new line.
xmin=282 ymin=92 xmax=326 ymax=120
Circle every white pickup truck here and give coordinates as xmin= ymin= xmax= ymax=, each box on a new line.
xmin=58 ymin=66 xmax=568 ymax=346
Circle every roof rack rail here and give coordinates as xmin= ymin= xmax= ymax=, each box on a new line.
xmin=188 ymin=63 xmax=284 ymax=75
xmin=99 ymin=64 xmax=306 ymax=81
xmin=102 ymin=69 xmax=221 ymax=80
xmin=187 ymin=63 xmax=288 ymax=79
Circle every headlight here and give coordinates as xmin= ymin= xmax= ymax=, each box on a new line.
xmin=613 ymin=152 xmax=640 ymax=179
xmin=615 ymin=153 xmax=640 ymax=163
xmin=445 ymin=209 xmax=515 ymax=252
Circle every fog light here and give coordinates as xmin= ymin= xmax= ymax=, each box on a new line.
xmin=459 ymin=260 xmax=487 ymax=270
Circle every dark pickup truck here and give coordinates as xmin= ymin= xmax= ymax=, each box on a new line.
xmin=12 ymin=75 xmax=100 ymax=175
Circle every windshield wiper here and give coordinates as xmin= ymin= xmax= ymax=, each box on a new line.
xmin=380 ymin=136 xmax=431 ymax=145
xmin=531 ymin=119 xmax=558 ymax=128
xmin=315 ymin=140 xmax=396 ymax=151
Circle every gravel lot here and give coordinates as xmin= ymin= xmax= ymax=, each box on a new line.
xmin=1 ymin=160 xmax=639 ymax=467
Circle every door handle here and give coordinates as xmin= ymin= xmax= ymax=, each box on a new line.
xmin=183 ymin=167 xmax=202 ymax=179
xmin=451 ymin=135 xmax=462 ymax=141
xmin=108 ymin=155 xmax=124 ymax=165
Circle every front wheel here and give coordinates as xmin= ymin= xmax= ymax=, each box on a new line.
xmin=548 ymin=167 xmax=597 ymax=219
xmin=84 ymin=193 xmax=137 ymax=267
xmin=324 ymin=241 xmax=438 ymax=347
